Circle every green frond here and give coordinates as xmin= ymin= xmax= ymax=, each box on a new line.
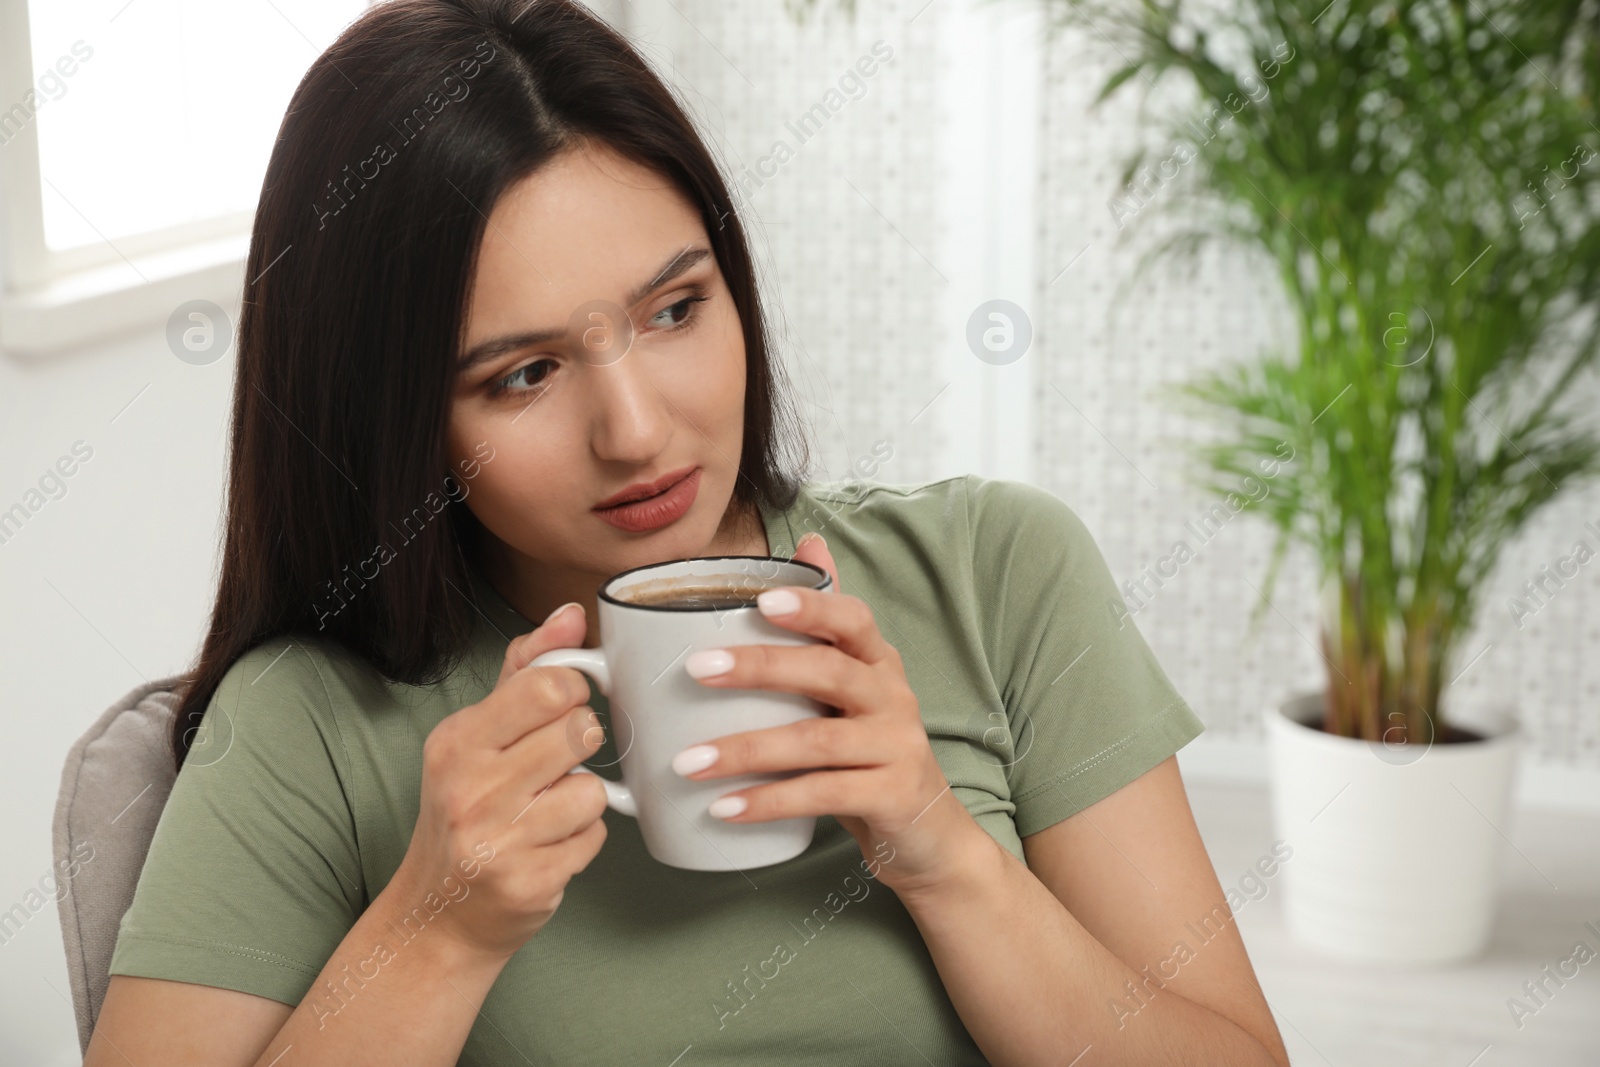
xmin=1045 ymin=0 xmax=1600 ymax=738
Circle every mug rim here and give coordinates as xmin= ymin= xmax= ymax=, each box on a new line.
xmin=598 ymin=554 xmax=831 ymax=612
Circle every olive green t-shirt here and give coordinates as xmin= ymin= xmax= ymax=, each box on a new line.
xmin=109 ymin=474 xmax=1203 ymax=1065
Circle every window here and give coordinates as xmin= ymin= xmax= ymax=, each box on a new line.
xmin=0 ymin=0 xmax=372 ymax=355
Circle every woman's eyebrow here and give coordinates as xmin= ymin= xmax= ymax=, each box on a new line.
xmin=631 ymin=244 xmax=711 ymax=305
xmin=455 ymin=244 xmax=713 ymax=373
xmin=456 ymin=326 xmax=565 ymax=374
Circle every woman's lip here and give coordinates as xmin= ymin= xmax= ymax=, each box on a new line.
xmin=593 ymin=467 xmax=701 ymax=533
xmin=593 ymin=465 xmax=698 ymax=510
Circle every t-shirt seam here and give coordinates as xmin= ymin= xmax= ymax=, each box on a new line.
xmin=960 ymin=477 xmax=1005 ymax=738
xmin=807 ymin=474 xmax=969 ymax=504
xmin=292 ymin=641 xmax=367 ymax=909
xmin=114 ymin=931 xmax=323 ymax=978
xmin=963 ymin=475 xmax=1035 ymax=797
xmin=1010 ymin=697 xmax=1192 ymax=805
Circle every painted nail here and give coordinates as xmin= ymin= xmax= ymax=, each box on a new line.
xmin=685 ymin=649 xmax=734 ymax=678
xmin=672 ymin=744 xmax=719 ymax=776
xmin=543 ymin=601 xmax=581 ymax=626
xmin=756 ymin=589 xmax=801 ymax=616
xmin=708 ymin=794 xmax=748 ymax=819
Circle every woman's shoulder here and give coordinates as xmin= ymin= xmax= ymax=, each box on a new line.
xmin=212 ymin=633 xmax=369 ymax=710
xmin=792 ymin=473 xmax=1094 ymax=552
xmin=194 ymin=632 xmax=417 ymax=764
xmin=199 ymin=638 xmax=313 ymax=723
xmin=202 ymin=630 xmax=485 ymax=757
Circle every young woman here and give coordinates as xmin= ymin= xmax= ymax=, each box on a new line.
xmin=90 ymin=1 xmax=1289 ymax=1064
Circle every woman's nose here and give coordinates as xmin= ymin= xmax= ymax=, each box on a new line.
xmin=587 ymin=356 xmax=671 ymax=463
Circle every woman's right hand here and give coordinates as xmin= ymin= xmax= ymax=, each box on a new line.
xmin=389 ymin=601 xmax=609 ymax=963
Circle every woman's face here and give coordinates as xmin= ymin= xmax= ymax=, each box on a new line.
xmin=446 ymin=142 xmax=754 ymax=598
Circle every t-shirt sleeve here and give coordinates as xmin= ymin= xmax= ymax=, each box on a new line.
xmin=967 ymin=475 xmax=1206 ymax=838
xmin=108 ymin=639 xmax=365 ymax=1005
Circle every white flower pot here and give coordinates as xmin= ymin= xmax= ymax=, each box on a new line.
xmin=1265 ymin=692 xmax=1522 ymax=965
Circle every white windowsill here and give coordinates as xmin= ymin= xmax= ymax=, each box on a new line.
xmin=1 ymin=233 xmax=248 ymax=359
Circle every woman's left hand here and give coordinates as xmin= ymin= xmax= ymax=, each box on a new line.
xmin=673 ymin=532 xmax=986 ymax=901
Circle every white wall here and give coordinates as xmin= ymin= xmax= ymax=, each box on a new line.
xmin=3 ymin=0 xmax=1598 ymax=1062
xmin=0 ymin=306 xmax=241 ymax=1062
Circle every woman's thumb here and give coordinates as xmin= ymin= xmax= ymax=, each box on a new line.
xmin=498 ymin=601 xmax=585 ymax=684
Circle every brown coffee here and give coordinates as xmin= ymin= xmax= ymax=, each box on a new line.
xmin=618 ymin=578 xmax=787 ymax=610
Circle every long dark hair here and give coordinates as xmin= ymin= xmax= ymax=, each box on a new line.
xmin=169 ymin=0 xmax=810 ymax=771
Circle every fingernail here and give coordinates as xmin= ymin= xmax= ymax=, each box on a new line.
xmin=708 ymin=794 xmax=748 ymax=819
xmin=798 ymin=532 xmax=825 ymax=550
xmin=685 ymin=649 xmax=734 ymax=678
xmin=543 ymin=601 xmax=581 ymax=626
xmin=756 ymin=589 xmax=800 ymax=616
xmin=672 ymin=744 xmax=719 ymax=776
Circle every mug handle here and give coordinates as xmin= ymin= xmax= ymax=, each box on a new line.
xmin=525 ymin=647 xmax=638 ymax=819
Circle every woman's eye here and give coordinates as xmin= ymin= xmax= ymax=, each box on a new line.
xmin=487 ymin=295 xmax=706 ymax=400
xmin=489 ymin=360 xmax=552 ymax=397
xmin=649 ymin=294 xmax=708 ymax=330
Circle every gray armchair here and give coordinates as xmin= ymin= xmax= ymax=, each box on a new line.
xmin=52 ymin=676 xmax=186 ymax=1056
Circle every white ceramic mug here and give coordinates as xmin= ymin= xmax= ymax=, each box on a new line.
xmin=525 ymin=555 xmax=833 ymax=871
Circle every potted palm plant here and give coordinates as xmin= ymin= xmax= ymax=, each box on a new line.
xmin=1047 ymin=0 xmax=1600 ymax=963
